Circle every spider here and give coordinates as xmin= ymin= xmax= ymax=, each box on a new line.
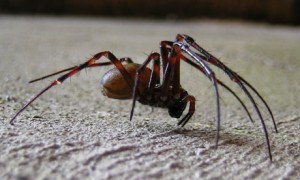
xmin=10 ymin=34 xmax=277 ymax=161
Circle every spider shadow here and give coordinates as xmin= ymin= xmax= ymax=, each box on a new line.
xmin=171 ymin=127 xmax=253 ymax=147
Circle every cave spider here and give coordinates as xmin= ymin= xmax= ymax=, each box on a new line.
xmin=10 ymin=34 xmax=278 ymax=161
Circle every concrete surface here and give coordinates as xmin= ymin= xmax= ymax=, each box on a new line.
xmin=0 ymin=16 xmax=299 ymax=179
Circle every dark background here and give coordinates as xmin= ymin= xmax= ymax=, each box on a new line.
xmin=1 ymin=0 xmax=299 ymax=25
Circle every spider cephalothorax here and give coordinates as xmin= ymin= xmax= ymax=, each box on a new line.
xmin=10 ymin=34 xmax=277 ymax=161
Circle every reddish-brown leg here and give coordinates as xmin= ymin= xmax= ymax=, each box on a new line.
xmin=146 ymin=54 xmax=161 ymax=96
xmin=29 ymin=57 xmax=133 ymax=84
xmin=161 ymin=40 xmax=254 ymax=123
xmin=177 ymin=34 xmax=275 ymax=161
xmin=171 ymin=41 xmax=221 ymax=149
xmin=177 ymin=95 xmax=196 ymax=127
xmin=160 ymin=41 xmax=173 ymax=72
xmin=184 ymin=55 xmax=254 ymax=121
xmin=160 ymin=41 xmax=196 ymax=127
xmin=10 ymin=52 xmax=134 ymax=125
xmin=177 ymin=34 xmax=277 ymax=132
xmin=130 ymin=53 xmax=161 ymax=121
xmin=160 ymin=42 xmax=182 ymax=100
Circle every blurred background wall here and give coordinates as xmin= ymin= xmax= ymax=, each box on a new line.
xmin=0 ymin=0 xmax=299 ymax=25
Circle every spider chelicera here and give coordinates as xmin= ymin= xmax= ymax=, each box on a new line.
xmin=10 ymin=34 xmax=278 ymax=161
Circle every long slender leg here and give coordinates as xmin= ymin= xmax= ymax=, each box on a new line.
xmin=161 ymin=41 xmax=196 ymax=126
xmin=147 ymin=55 xmax=161 ymax=95
xmin=130 ymin=53 xmax=161 ymax=121
xmin=29 ymin=57 xmax=133 ymax=83
xmin=173 ymin=42 xmax=221 ymax=149
xmin=161 ymin=41 xmax=253 ymax=122
xmin=177 ymin=34 xmax=277 ymax=132
xmin=177 ymin=95 xmax=196 ymax=127
xmin=161 ymin=41 xmax=247 ymax=137
xmin=197 ymin=51 xmax=277 ymax=130
xmin=10 ymin=52 xmax=133 ymax=125
xmin=159 ymin=41 xmax=172 ymax=99
xmin=160 ymin=42 xmax=182 ymax=100
xmin=160 ymin=41 xmax=170 ymax=73
xmin=180 ymin=54 xmax=254 ymax=123
xmin=177 ymin=34 xmax=274 ymax=161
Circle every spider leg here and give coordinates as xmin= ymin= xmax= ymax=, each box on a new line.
xmin=177 ymin=34 xmax=274 ymax=161
xmin=130 ymin=53 xmax=161 ymax=121
xmin=173 ymin=42 xmax=221 ymax=149
xmin=180 ymin=54 xmax=254 ymax=123
xmin=196 ymin=52 xmax=276 ymax=128
xmin=177 ymin=34 xmax=277 ymax=132
xmin=147 ymin=55 xmax=161 ymax=95
xmin=10 ymin=52 xmax=133 ymax=125
xmin=160 ymin=41 xmax=196 ymax=125
xmin=160 ymin=42 xmax=183 ymax=100
xmin=29 ymin=58 xmax=133 ymax=83
xmin=177 ymin=95 xmax=196 ymax=127
xmin=160 ymin=41 xmax=173 ymax=72
xmin=161 ymin=40 xmax=254 ymax=123
xmin=29 ymin=66 xmax=77 ymax=83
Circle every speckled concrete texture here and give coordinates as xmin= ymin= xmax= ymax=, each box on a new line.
xmin=1 ymin=16 xmax=299 ymax=179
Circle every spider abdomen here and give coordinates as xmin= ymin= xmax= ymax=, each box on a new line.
xmin=100 ymin=63 xmax=152 ymax=99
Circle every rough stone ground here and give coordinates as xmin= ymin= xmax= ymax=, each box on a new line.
xmin=0 ymin=16 xmax=299 ymax=179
